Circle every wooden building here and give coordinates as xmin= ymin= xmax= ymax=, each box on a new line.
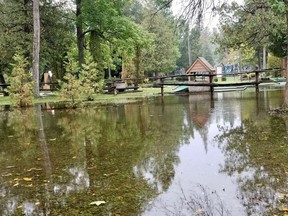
xmin=186 ymin=57 xmax=215 ymax=80
xmin=186 ymin=57 xmax=215 ymax=92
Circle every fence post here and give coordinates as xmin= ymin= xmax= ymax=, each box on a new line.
xmin=160 ymin=78 xmax=164 ymax=96
xmin=255 ymin=71 xmax=259 ymax=92
xmin=209 ymin=74 xmax=214 ymax=93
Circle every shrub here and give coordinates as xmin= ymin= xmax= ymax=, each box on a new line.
xmin=221 ymin=77 xmax=227 ymax=81
xmin=60 ymin=51 xmax=105 ymax=108
xmin=214 ymin=78 xmax=218 ymax=82
xmin=59 ymin=57 xmax=81 ymax=109
xmin=79 ymin=51 xmax=104 ymax=101
xmin=7 ymin=54 xmax=34 ymax=107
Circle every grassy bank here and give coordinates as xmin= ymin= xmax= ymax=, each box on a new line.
xmin=0 ymin=86 xmax=175 ymax=106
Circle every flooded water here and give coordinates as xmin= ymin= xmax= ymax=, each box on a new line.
xmin=0 ymin=87 xmax=288 ymax=216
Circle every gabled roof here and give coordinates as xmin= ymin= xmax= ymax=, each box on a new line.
xmin=186 ymin=57 xmax=215 ymax=74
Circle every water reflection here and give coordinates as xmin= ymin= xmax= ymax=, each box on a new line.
xmin=0 ymin=97 xmax=190 ymax=215
xmin=0 ymin=89 xmax=287 ymax=215
xmin=216 ymin=115 xmax=288 ymax=215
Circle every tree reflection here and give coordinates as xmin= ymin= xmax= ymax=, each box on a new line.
xmin=0 ymin=97 xmax=195 ymax=215
xmin=215 ymin=115 xmax=288 ymax=215
xmin=54 ymin=97 xmax=190 ymax=214
xmin=153 ymin=184 xmax=231 ymax=216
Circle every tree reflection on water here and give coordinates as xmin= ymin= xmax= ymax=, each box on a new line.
xmin=154 ymin=184 xmax=232 ymax=216
xmin=0 ymin=97 xmax=191 ymax=215
xmin=216 ymin=115 xmax=288 ymax=215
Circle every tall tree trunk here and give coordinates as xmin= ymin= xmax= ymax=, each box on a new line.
xmin=76 ymin=0 xmax=84 ymax=69
xmin=134 ymin=46 xmax=141 ymax=85
xmin=285 ymin=11 xmax=288 ymax=106
xmin=263 ymin=46 xmax=266 ymax=69
xmin=33 ymin=0 xmax=40 ymax=97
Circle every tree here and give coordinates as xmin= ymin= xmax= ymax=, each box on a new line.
xmin=141 ymin=7 xmax=180 ymax=75
xmin=215 ymin=0 xmax=288 ymax=106
xmin=76 ymin=0 xmax=84 ymax=69
xmin=0 ymin=0 xmax=73 ymax=79
xmin=8 ymin=53 xmax=34 ymax=107
xmin=33 ymin=0 xmax=40 ymax=97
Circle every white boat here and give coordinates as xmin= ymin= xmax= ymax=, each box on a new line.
xmin=214 ymin=86 xmax=247 ymax=92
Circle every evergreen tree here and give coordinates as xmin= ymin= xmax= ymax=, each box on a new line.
xmin=7 ymin=53 xmax=34 ymax=107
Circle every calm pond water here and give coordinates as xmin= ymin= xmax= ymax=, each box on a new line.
xmin=0 ymin=87 xmax=288 ymax=216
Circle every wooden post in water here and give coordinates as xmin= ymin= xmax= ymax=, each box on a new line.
xmin=255 ymin=71 xmax=259 ymax=92
xmin=160 ymin=77 xmax=164 ymax=96
xmin=209 ymin=74 xmax=214 ymax=93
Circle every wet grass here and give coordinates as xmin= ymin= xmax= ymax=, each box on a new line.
xmin=0 ymin=86 xmax=175 ymax=107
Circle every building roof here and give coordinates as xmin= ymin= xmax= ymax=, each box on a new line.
xmin=186 ymin=57 xmax=215 ymax=74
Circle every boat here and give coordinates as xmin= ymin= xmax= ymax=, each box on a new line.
xmin=270 ymin=77 xmax=286 ymax=83
xmin=214 ymin=86 xmax=247 ymax=92
xmin=173 ymin=85 xmax=189 ymax=93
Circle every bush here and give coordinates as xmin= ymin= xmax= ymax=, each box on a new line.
xmin=214 ymin=78 xmax=218 ymax=82
xmin=59 ymin=56 xmax=82 ymax=109
xmin=60 ymin=50 xmax=105 ymax=108
xmin=79 ymin=51 xmax=104 ymax=101
xmin=221 ymin=77 xmax=227 ymax=81
xmin=8 ymin=54 xmax=34 ymax=107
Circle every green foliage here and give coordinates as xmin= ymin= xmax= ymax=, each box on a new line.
xmin=59 ymin=56 xmax=82 ymax=108
xmin=7 ymin=54 xmax=34 ymax=107
xmin=214 ymin=78 xmax=218 ymax=82
xmin=0 ymin=0 xmax=73 ymax=77
xmin=268 ymin=0 xmax=286 ymax=14
xmin=268 ymin=53 xmax=281 ymax=68
xmin=60 ymin=51 xmax=105 ymax=107
xmin=82 ymin=0 xmax=152 ymax=77
xmin=216 ymin=0 xmax=288 ymax=64
xmin=177 ymin=22 xmax=216 ymax=69
xmin=221 ymin=77 xmax=227 ymax=81
xmin=141 ymin=8 xmax=180 ymax=75
xmin=216 ymin=0 xmax=273 ymax=50
xmin=79 ymin=51 xmax=104 ymax=101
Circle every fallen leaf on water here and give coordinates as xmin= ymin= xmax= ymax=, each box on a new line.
xmin=6 ymin=166 xmax=15 ymax=169
xmin=35 ymin=202 xmax=40 ymax=205
xmin=17 ymin=205 xmax=23 ymax=209
xmin=14 ymin=178 xmax=20 ymax=181
xmin=24 ymin=184 xmax=33 ymax=187
xmin=13 ymin=183 xmax=19 ymax=187
xmin=89 ymin=201 xmax=106 ymax=206
xmin=49 ymin=138 xmax=56 ymax=141
xmin=279 ymin=207 xmax=288 ymax=212
xmin=72 ymin=156 xmax=76 ymax=159
xmin=2 ymin=173 xmax=12 ymax=177
xmin=27 ymin=168 xmax=42 ymax=172
xmin=8 ymin=135 xmax=14 ymax=138
xmin=23 ymin=177 xmax=32 ymax=181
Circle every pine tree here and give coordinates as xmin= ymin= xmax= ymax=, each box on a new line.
xmin=79 ymin=51 xmax=104 ymax=101
xmin=8 ymin=54 xmax=34 ymax=107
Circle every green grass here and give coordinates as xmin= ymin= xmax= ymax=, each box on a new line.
xmin=0 ymin=86 xmax=175 ymax=107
